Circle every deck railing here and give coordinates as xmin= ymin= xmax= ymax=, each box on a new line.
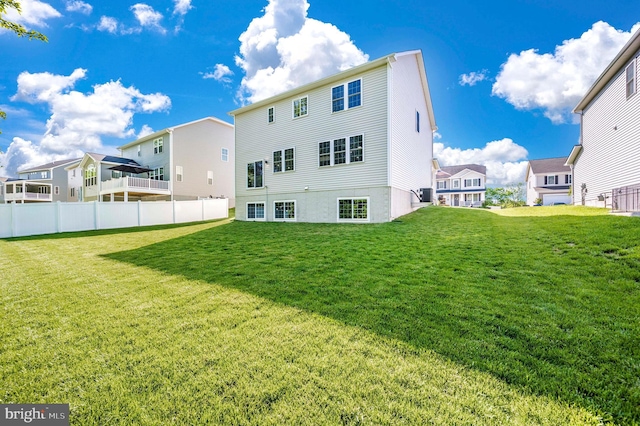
xmin=101 ymin=176 xmax=169 ymax=193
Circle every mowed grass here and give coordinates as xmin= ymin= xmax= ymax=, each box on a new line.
xmin=0 ymin=207 xmax=638 ymax=425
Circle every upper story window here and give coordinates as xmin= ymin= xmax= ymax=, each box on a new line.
xmin=268 ymin=107 xmax=275 ymax=123
xmin=453 ymin=180 xmax=460 ymax=189
xmin=416 ymin=111 xmax=420 ymax=133
xmin=153 ymin=137 xmax=163 ymax=154
xmin=111 ymin=170 xmax=121 ymax=179
xmin=221 ymin=148 xmax=229 ymax=162
xmin=626 ymin=60 xmax=636 ymax=98
xmin=319 ymin=135 xmax=364 ymax=167
xmin=137 ymin=145 xmax=141 ymax=157
xmin=464 ymin=178 xmax=481 ymax=187
xmin=332 ymin=79 xmax=362 ymax=112
xmin=293 ymin=96 xmax=308 ymax=118
xmin=85 ymin=164 xmax=97 ymax=187
xmin=565 ymin=174 xmax=572 ymax=184
xmin=176 ymin=166 xmax=183 ymax=182
xmin=436 ymin=181 xmax=447 ymax=190
xmin=247 ymin=160 xmax=264 ymax=188
xmin=273 ymin=148 xmax=295 ymax=173
xmin=545 ymin=175 xmax=558 ymax=185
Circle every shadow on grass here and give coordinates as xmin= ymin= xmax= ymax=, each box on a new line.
xmin=103 ymin=207 xmax=640 ymax=424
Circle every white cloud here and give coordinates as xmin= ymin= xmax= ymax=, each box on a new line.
xmin=434 ymin=138 xmax=529 ymax=185
xmin=130 ymin=3 xmax=166 ymax=34
xmin=173 ymin=0 xmax=192 ymax=16
xmin=203 ymin=64 xmax=234 ymax=83
xmin=97 ymin=16 xmax=118 ymax=33
xmin=493 ymin=21 xmax=640 ymax=124
xmin=459 ymin=70 xmax=488 ymax=86
xmin=3 ymin=0 xmax=61 ymax=28
xmin=235 ymin=0 xmax=368 ymax=103
xmin=137 ymin=124 xmax=154 ymax=138
xmin=66 ymin=0 xmax=92 ymax=15
xmin=1 ymin=69 xmax=171 ymax=176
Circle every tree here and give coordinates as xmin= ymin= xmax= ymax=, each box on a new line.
xmin=0 ymin=0 xmax=48 ymax=133
xmin=485 ymin=183 xmax=526 ymax=208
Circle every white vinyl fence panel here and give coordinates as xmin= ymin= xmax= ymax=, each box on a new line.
xmin=0 ymin=199 xmax=228 ymax=238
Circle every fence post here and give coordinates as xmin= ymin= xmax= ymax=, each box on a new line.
xmin=172 ymin=199 xmax=177 ymax=224
xmin=94 ymin=200 xmax=100 ymax=230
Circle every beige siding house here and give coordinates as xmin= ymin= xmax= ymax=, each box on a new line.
xmin=3 ymin=159 xmax=80 ymax=203
xmin=567 ymin=27 xmax=640 ymax=210
xmin=230 ymin=50 xmax=436 ymax=223
xmin=435 ymin=164 xmax=486 ymax=207
xmin=118 ymin=117 xmax=235 ymax=206
xmin=525 ymin=158 xmax=572 ymax=206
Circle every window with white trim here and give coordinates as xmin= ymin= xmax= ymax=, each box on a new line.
xmin=70 ymin=187 xmax=75 ymax=197
xmin=293 ymin=96 xmax=308 ymax=118
xmin=247 ymin=202 xmax=265 ymax=220
xmin=273 ymin=148 xmax=295 ymax=173
xmin=319 ymin=135 xmax=364 ymax=167
xmin=545 ymin=175 xmax=558 ymax=185
xmin=437 ymin=181 xmax=447 ymax=190
xmin=111 ymin=170 xmax=121 ymax=179
xmin=153 ymin=137 xmax=163 ymax=154
xmin=626 ymin=60 xmax=636 ymax=98
xmin=207 ymin=171 xmax=213 ymax=185
xmin=453 ymin=180 xmax=460 ymax=189
xmin=54 ymin=186 xmax=60 ymax=195
xmin=565 ymin=174 xmax=572 ymax=184
xmin=274 ymin=201 xmax=295 ymax=220
xmin=338 ymin=198 xmax=369 ymax=221
xmin=247 ymin=160 xmax=264 ymax=188
xmin=176 ymin=166 xmax=183 ymax=182
xmin=221 ymin=148 xmax=229 ymax=162
xmin=150 ymin=167 xmax=164 ymax=180
xmin=137 ymin=145 xmax=141 ymax=157
xmin=332 ymin=79 xmax=362 ymax=112
xmin=268 ymin=107 xmax=275 ymax=123
xmin=85 ymin=164 xmax=97 ymax=187
xmin=465 ymin=193 xmax=481 ymax=202
xmin=464 ymin=178 xmax=481 ymax=187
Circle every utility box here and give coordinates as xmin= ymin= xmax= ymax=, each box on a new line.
xmin=420 ymin=188 xmax=432 ymax=203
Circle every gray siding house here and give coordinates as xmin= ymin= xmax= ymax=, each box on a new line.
xmin=3 ymin=158 xmax=79 ymax=203
xmin=525 ymin=158 xmax=572 ymax=206
xmin=230 ymin=50 xmax=437 ymax=223
xmin=435 ymin=164 xmax=486 ymax=207
xmin=567 ymin=27 xmax=640 ymax=209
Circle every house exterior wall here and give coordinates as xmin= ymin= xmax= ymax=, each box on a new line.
xmin=171 ymin=119 xmax=235 ymax=205
xmin=120 ymin=133 xmax=170 ymax=186
xmin=67 ymin=167 xmax=82 ymax=202
xmin=234 ymin=64 xmax=391 ymax=223
xmin=574 ymin=49 xmax=640 ymax=207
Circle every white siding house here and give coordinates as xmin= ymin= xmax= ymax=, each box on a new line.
xmin=525 ymin=158 xmax=572 ymax=206
xmin=229 ymin=50 xmax=436 ymax=223
xmin=4 ymin=158 xmax=80 ymax=203
xmin=435 ymin=164 xmax=486 ymax=207
xmin=567 ymin=27 xmax=640 ymax=210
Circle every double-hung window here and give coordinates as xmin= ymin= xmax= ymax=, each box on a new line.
xmin=338 ymin=198 xmax=369 ymax=221
xmin=545 ymin=175 xmax=558 ymax=185
xmin=176 ymin=166 xmax=183 ymax=182
xmin=437 ymin=181 xmax=447 ymax=190
xmin=464 ymin=178 xmax=481 ymax=187
xmin=221 ymin=148 xmax=229 ymax=162
xmin=247 ymin=160 xmax=264 ymax=188
xmin=274 ymin=201 xmax=295 ymax=220
xmin=247 ymin=202 xmax=265 ymax=220
xmin=332 ymin=79 xmax=361 ymax=112
xmin=153 ymin=137 xmax=163 ymax=154
xmin=150 ymin=167 xmax=164 ymax=180
xmin=319 ymin=135 xmax=364 ymax=167
xmin=626 ymin=60 xmax=636 ymax=98
xmin=273 ymin=148 xmax=295 ymax=173
xmin=268 ymin=107 xmax=275 ymax=123
xmin=293 ymin=96 xmax=308 ymax=118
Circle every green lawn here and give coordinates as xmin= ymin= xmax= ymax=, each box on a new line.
xmin=1 ymin=206 xmax=638 ymax=425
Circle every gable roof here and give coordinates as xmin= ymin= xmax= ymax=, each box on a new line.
xmin=437 ymin=164 xmax=486 ymax=178
xmin=18 ymin=158 xmax=81 ymax=173
xmin=68 ymin=152 xmax=143 ymax=171
xmin=228 ymin=50 xmax=437 ymax=131
xmin=117 ymin=116 xmax=233 ymax=150
xmin=574 ymin=27 xmax=640 ymax=112
xmin=528 ymin=157 xmax=571 ymax=175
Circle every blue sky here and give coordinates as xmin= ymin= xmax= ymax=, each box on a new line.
xmin=1 ymin=0 xmax=639 ymax=183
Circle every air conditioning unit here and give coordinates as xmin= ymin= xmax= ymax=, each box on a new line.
xmin=420 ymin=188 xmax=432 ymax=203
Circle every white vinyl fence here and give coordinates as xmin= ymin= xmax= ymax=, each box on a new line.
xmin=0 ymin=199 xmax=229 ymax=238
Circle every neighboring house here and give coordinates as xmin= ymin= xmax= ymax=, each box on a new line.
xmin=117 ymin=117 xmax=235 ymax=205
xmin=229 ymin=50 xmax=436 ymax=223
xmin=435 ymin=164 xmax=486 ymax=207
xmin=525 ymin=158 xmax=572 ymax=206
xmin=67 ymin=117 xmax=235 ymax=204
xmin=0 ymin=177 xmax=7 ymax=203
xmin=567 ymin=27 xmax=640 ymax=209
xmin=3 ymin=158 xmax=80 ymax=203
